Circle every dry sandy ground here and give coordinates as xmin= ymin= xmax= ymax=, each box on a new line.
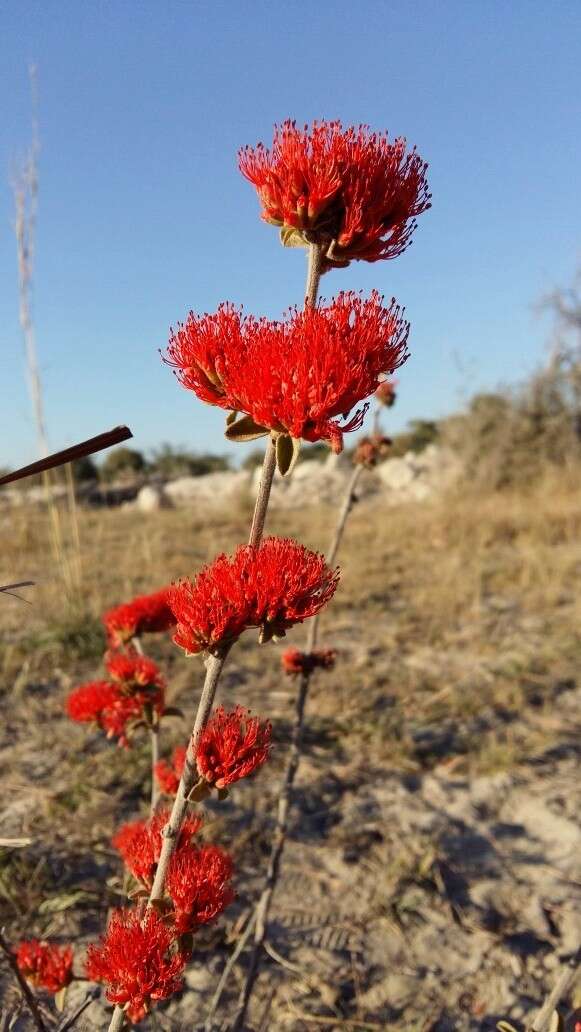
xmin=0 ymin=479 xmax=580 ymax=1029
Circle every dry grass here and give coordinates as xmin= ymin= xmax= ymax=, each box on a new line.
xmin=0 ymin=470 xmax=579 ymax=1028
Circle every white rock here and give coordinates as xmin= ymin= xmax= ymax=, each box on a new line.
xmin=136 ymin=484 xmax=173 ymax=512
xmin=376 ymin=456 xmax=417 ymax=491
xmin=165 ymin=471 xmax=251 ymax=507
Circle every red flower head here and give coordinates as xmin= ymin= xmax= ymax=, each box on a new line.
xmin=103 ymin=588 xmax=176 ymax=648
xmin=155 ymin=745 xmax=187 ymax=796
xmin=353 ymin=434 xmax=391 ymax=468
xmin=15 ymin=940 xmax=73 ymax=994
xmin=112 ymin=810 xmax=202 ymax=888
xmin=106 ymin=653 xmax=164 ymax=692
xmin=165 ymin=292 xmax=409 ymax=454
xmin=239 ymin=120 xmax=431 ymax=268
xmin=66 ymin=681 xmax=119 ymax=724
xmin=196 ymin=706 xmax=271 ymax=789
xmin=375 ymin=377 xmax=397 ymax=408
xmin=168 ymin=537 xmax=339 ymax=655
xmin=166 ymin=844 xmax=234 ymax=935
xmin=85 ymin=908 xmax=184 ymax=1023
xmin=66 ymin=681 xmax=154 ymax=748
xmin=281 ymin=648 xmax=337 ymax=676
xmin=105 ymin=652 xmax=166 ymax=715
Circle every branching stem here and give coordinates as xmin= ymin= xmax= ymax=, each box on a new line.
xmin=230 ymin=461 xmax=363 ymax=1032
xmin=107 ymin=403 xmax=279 ymax=1032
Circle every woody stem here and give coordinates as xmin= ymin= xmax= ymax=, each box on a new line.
xmin=231 ymin=464 xmax=362 ymax=1032
xmin=305 ymin=242 xmax=324 ymax=308
xmin=150 ymin=724 xmax=160 ymax=813
xmin=131 ymin=636 xmax=160 ymax=816
xmin=107 ymin=426 xmax=279 ymax=1032
xmin=248 ymin=435 xmax=277 ymax=548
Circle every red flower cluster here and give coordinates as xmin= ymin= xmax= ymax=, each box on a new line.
xmin=196 ymin=706 xmax=271 ymax=789
xmin=66 ymin=680 xmax=119 ymax=724
xmin=112 ymin=811 xmax=234 ymax=942
xmin=85 ymin=909 xmax=184 ymax=1023
xmin=281 ymin=647 xmax=337 ymax=676
xmin=15 ymin=939 xmax=73 ymax=994
xmin=67 ymin=676 xmax=164 ymax=748
xmin=169 ymin=537 xmax=339 ymax=655
xmin=103 ymin=588 xmax=176 ymax=648
xmin=165 ymin=292 xmax=409 ymax=454
xmin=113 ymin=809 xmax=202 ymax=887
xmin=106 ymin=652 xmax=164 ymax=691
xmin=155 ymin=744 xmax=187 ymax=796
xmin=375 ymin=378 xmax=397 ymax=408
xmin=353 ymin=434 xmax=391 ymax=468
xmin=239 ymin=120 xmax=431 ymax=267
xmin=166 ymin=845 xmax=234 ymax=934
xmin=66 ymin=651 xmax=166 ymax=747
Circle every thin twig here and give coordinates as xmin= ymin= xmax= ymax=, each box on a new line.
xmin=0 ymin=928 xmax=48 ymax=1032
xmin=530 ymin=957 xmax=579 ymax=1032
xmin=231 ymin=463 xmax=363 ymax=1031
xmin=204 ymin=914 xmax=257 ymax=1031
xmin=150 ymin=725 xmax=160 ymax=813
xmin=130 ymin=637 xmax=160 ymax=815
xmin=287 ymin=1012 xmax=387 ymax=1030
xmin=55 ymin=986 xmax=101 ymax=1032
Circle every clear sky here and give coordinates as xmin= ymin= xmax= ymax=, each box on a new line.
xmin=1 ymin=0 xmax=580 ymax=468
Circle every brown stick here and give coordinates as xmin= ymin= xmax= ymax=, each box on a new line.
xmin=305 ymin=242 xmax=323 ymax=308
xmin=55 ymin=986 xmax=100 ymax=1032
xmin=230 ymin=456 xmax=363 ymax=1032
xmin=0 ymin=426 xmax=133 ymax=487
xmin=0 ymin=928 xmax=48 ymax=1032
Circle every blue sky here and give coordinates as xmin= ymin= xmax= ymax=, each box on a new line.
xmin=1 ymin=0 xmax=580 ymax=468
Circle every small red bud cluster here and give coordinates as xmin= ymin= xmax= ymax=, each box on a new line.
xmin=103 ymin=587 xmax=176 ymax=649
xmin=375 ymin=377 xmax=397 ymax=407
xmin=66 ymin=650 xmax=166 ymax=747
xmin=14 ymin=940 xmax=73 ymax=995
xmin=281 ymin=647 xmax=337 ymax=676
xmin=353 ymin=433 xmax=392 ymax=468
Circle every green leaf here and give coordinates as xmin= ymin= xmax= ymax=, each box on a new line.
xmin=548 ymin=1013 xmax=564 ymax=1032
xmin=187 ymin=779 xmax=211 ymax=802
xmin=225 ymin=414 xmax=270 ymax=443
xmin=276 ymin=434 xmax=301 ymax=476
xmin=280 ymin=226 xmax=308 ymax=249
xmin=38 ymin=890 xmax=90 ymax=914
xmin=162 ymin=706 xmax=185 ymax=719
xmin=217 ymin=787 xmax=230 ymax=801
xmin=54 ymin=987 xmax=68 ymax=1012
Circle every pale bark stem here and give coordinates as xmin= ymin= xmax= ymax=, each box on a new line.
xmin=248 ymin=436 xmax=277 ymax=548
xmin=107 ymin=432 xmax=278 ymax=1032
